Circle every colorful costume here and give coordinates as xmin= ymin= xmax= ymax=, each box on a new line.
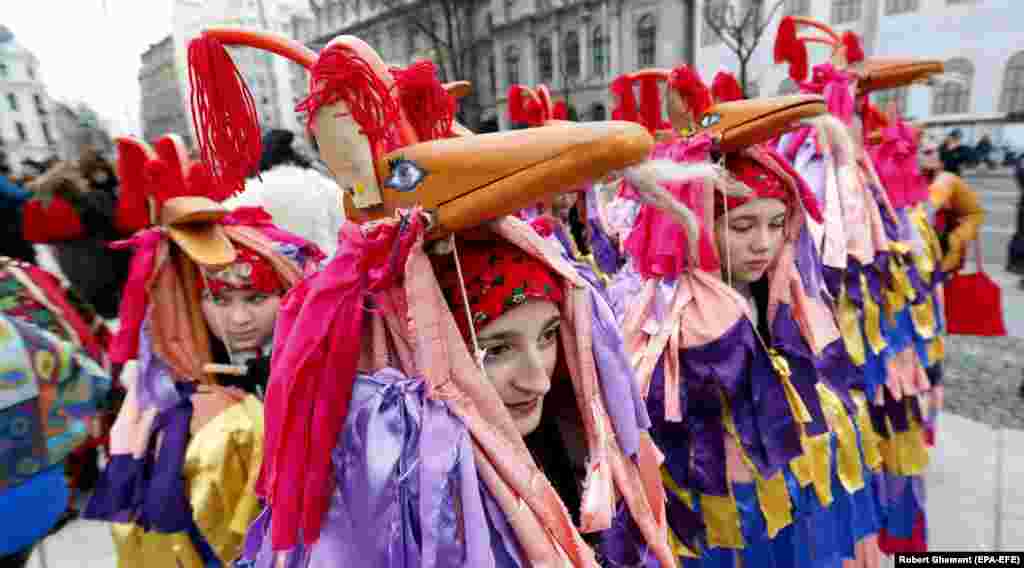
xmin=773 ymin=16 xmax=946 ymax=554
xmin=184 ymin=28 xmax=676 ymax=567
xmin=0 ymin=312 xmax=111 ymax=559
xmin=82 ymin=134 xmax=323 ymax=568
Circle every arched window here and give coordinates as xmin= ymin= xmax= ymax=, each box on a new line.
xmin=932 ymin=58 xmax=973 ymax=115
xmin=590 ymin=103 xmax=607 ymax=120
xmin=777 ymin=78 xmax=798 ymax=95
xmin=999 ymin=51 xmax=1024 ymax=113
xmin=538 ymin=37 xmax=553 ymax=83
xmin=505 ymin=44 xmax=521 ymax=87
xmin=636 ymin=14 xmax=656 ymax=67
xmin=591 ymin=26 xmax=607 ymax=78
xmin=564 ymin=31 xmax=580 ymax=79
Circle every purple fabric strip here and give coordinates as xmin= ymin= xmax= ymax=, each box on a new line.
xmin=135 ymin=317 xmax=182 ymax=413
xmin=82 ymin=455 xmax=145 ymax=524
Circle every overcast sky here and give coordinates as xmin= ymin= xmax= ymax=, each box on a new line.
xmin=5 ymin=0 xmax=174 ymax=136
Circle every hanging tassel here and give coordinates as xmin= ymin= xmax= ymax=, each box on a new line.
xmin=392 ymin=60 xmax=455 ymax=141
xmin=611 ymin=75 xmax=638 ymax=123
xmin=186 ymin=161 xmax=233 ymax=202
xmin=187 ymin=34 xmax=262 ymax=197
xmin=296 ymin=43 xmax=401 ymax=160
xmin=841 ymin=31 xmax=865 ymax=64
xmin=711 ymin=71 xmax=744 ymax=103
xmin=774 ymin=16 xmax=809 ymax=82
xmin=668 ymin=65 xmax=712 ymax=120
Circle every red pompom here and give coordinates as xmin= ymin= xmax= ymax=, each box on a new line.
xmin=842 ymin=31 xmax=864 ymax=64
xmin=114 ymin=138 xmax=154 ymax=234
xmin=392 ymin=60 xmax=456 ymax=141
xmin=508 ymin=84 xmax=527 ymax=124
xmin=774 ymin=17 xmax=809 ymax=82
xmin=638 ymin=76 xmax=666 ymax=133
xmin=552 ymin=100 xmax=568 ymax=121
xmin=668 ymin=65 xmax=712 ymax=119
xmin=711 ymin=71 xmax=744 ymax=103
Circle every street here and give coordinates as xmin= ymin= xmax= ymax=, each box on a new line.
xmin=969 ymin=171 xmax=1021 ymax=272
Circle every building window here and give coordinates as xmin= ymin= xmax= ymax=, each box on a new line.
xmin=778 ymin=78 xmax=799 ymax=95
xmin=932 ymin=58 xmax=973 ymax=115
xmin=6 ymin=93 xmax=17 ymax=112
xmin=505 ymin=44 xmax=521 ymax=87
xmin=591 ymin=26 xmax=608 ymax=78
xmin=26 ymin=65 xmax=34 ymax=80
xmin=702 ymin=1 xmax=726 ymax=47
xmin=832 ymin=0 xmax=862 ymax=24
xmin=15 ymin=122 xmax=26 ymax=142
xmin=590 ymin=103 xmax=607 ymax=120
xmin=0 ymin=63 xmax=7 ymax=78
xmin=999 ymin=51 xmax=1024 ymax=113
xmin=537 ymin=37 xmax=553 ymax=83
xmin=636 ymin=14 xmax=656 ymax=67
xmin=873 ymin=87 xmax=908 ymax=116
xmin=41 ymin=123 xmax=53 ymax=145
xmin=34 ymin=94 xmax=46 ymax=115
xmin=504 ymin=0 xmax=516 ymax=21
xmin=564 ymin=31 xmax=580 ymax=79
xmin=885 ymin=0 xmax=918 ymax=14
xmin=784 ymin=0 xmax=810 ymax=15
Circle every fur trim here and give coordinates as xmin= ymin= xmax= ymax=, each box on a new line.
xmin=225 ymin=165 xmax=346 ymax=258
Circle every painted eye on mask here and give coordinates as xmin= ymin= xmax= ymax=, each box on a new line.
xmin=383 ymin=158 xmax=426 ymax=193
xmin=699 ymin=113 xmax=721 ymax=129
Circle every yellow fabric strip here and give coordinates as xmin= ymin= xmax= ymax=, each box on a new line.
xmin=817 ymin=383 xmax=865 ymax=494
xmin=722 ymin=399 xmax=794 ymax=539
xmin=768 ymin=349 xmax=812 ymax=424
xmin=838 ymin=283 xmax=867 ymax=366
xmin=661 ymin=470 xmax=701 ymax=558
xmin=879 ymin=403 xmax=930 ymax=477
xmin=110 ymin=524 xmax=204 ymax=568
xmin=861 ymin=273 xmax=889 ymax=355
xmin=850 ymin=390 xmax=884 ymax=472
xmin=701 ymin=492 xmax=745 ymax=550
xmin=928 ymin=336 xmax=945 ymax=365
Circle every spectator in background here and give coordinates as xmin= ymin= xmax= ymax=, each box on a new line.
xmin=940 ymin=129 xmax=973 ymax=176
xmin=0 ymin=157 xmax=37 ymax=263
xmin=1010 ymin=155 xmax=1024 ymax=276
xmin=976 ymin=134 xmax=995 ymax=170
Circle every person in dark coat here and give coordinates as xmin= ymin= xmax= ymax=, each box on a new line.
xmin=0 ymin=160 xmax=37 ymax=264
xmin=940 ymin=129 xmax=973 ymax=176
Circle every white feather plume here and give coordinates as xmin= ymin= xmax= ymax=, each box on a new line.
xmin=223 ymin=165 xmax=346 ymax=259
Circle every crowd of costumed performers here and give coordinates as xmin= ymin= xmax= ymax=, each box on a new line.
xmin=53 ymin=13 xmax=988 ymax=568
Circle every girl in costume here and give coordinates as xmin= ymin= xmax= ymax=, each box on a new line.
xmin=773 ymin=16 xmax=946 ymax=554
xmin=604 ymin=66 xmax=887 ymax=567
xmin=185 ymin=29 xmax=676 ymax=568
xmin=82 ymin=133 xmax=324 ymax=568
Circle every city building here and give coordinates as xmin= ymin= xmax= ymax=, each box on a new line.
xmin=284 ymin=1 xmax=1022 ymax=143
xmin=53 ymin=102 xmax=116 ymax=161
xmin=140 ymin=35 xmax=193 ymax=145
xmin=0 ymin=25 xmax=60 ymax=176
xmin=172 ymin=0 xmax=307 ymax=141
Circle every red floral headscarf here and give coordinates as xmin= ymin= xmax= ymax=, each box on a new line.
xmin=198 ymin=244 xmax=285 ymax=295
xmin=714 ymin=146 xmax=824 ymax=223
xmin=433 ymin=238 xmax=564 ymax=340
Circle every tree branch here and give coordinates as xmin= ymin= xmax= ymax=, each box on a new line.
xmin=754 ymin=0 xmax=787 ymax=38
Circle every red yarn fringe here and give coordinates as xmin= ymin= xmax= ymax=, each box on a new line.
xmin=842 ymin=31 xmax=865 ymax=64
xmin=297 ymin=44 xmax=401 ymax=162
xmin=187 ymin=35 xmax=262 ymax=198
xmin=552 ymin=100 xmax=568 ymax=121
xmin=392 ymin=60 xmax=455 ymax=141
xmin=669 ymin=65 xmax=713 ymax=119
xmin=774 ymin=16 xmax=809 ymax=82
xmin=611 ymin=75 xmax=639 ymax=123
xmin=711 ymin=71 xmax=744 ymax=103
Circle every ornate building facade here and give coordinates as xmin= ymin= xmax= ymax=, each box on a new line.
xmin=0 ymin=25 xmax=59 ymax=176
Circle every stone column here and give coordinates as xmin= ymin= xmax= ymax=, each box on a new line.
xmin=551 ymin=26 xmax=562 ymax=90
xmin=494 ymin=39 xmax=508 ymax=130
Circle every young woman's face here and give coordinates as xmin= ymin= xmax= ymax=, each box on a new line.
xmin=476 ymin=300 xmax=562 ymax=436
xmin=714 ymin=198 xmax=788 ymax=284
xmin=201 ymin=288 xmax=281 ymax=352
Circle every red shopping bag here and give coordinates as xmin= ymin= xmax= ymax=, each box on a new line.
xmin=943 ymin=239 xmax=1007 ymax=336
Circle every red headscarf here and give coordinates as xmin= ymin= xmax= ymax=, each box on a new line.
xmin=198 ymin=244 xmax=284 ymax=295
xmin=433 ymin=239 xmax=564 ymax=340
xmin=714 ymin=146 xmax=824 ymax=223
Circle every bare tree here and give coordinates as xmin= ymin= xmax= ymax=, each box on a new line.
xmin=703 ymin=0 xmax=786 ymax=97
xmin=378 ymin=0 xmax=483 ymax=128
